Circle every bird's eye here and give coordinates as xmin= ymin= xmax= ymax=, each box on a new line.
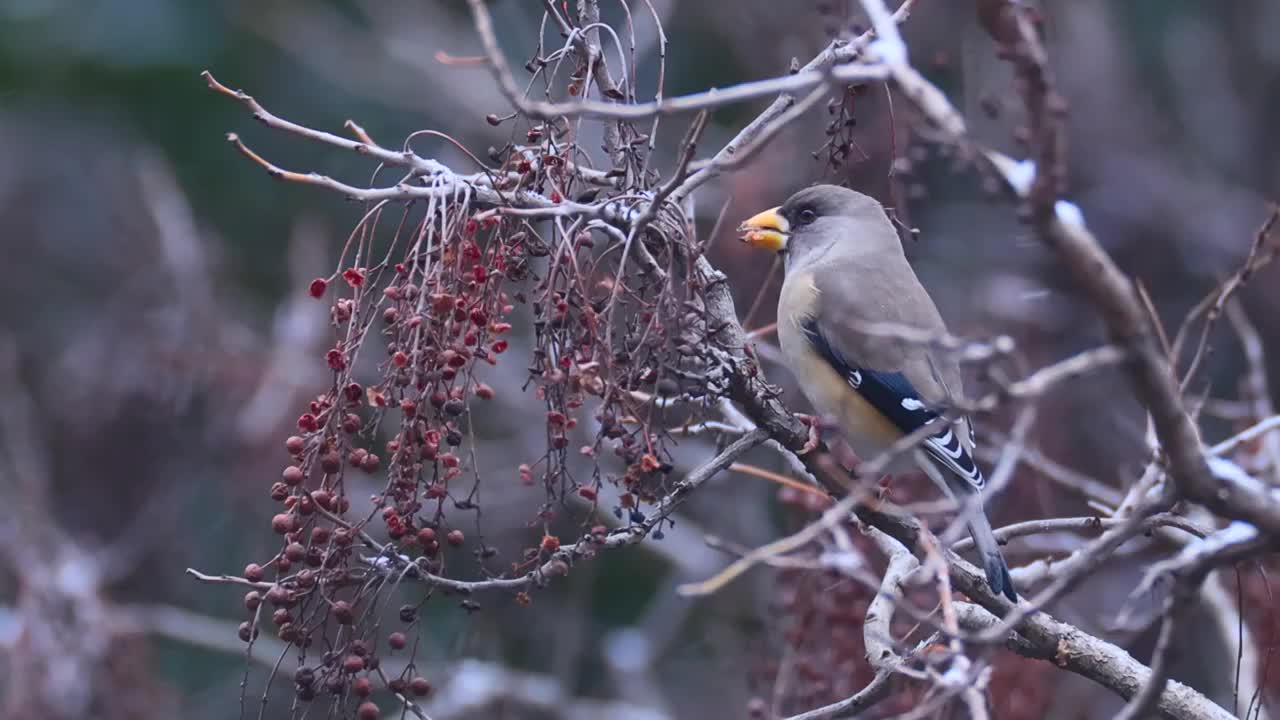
xmin=797 ymin=208 xmax=817 ymax=225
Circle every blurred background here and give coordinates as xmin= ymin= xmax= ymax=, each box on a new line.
xmin=0 ymin=0 xmax=1277 ymax=718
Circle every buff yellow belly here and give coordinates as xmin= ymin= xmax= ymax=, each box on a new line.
xmin=776 ymin=273 xmax=906 ymax=469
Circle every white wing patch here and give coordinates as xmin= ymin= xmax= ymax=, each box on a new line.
xmin=847 ymin=369 xmax=862 ymax=388
xmin=901 ymin=398 xmax=925 ymax=411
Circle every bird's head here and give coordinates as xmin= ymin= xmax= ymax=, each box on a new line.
xmin=738 ymin=184 xmax=897 ymax=269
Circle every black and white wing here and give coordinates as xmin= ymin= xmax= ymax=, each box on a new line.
xmin=802 ymin=318 xmax=985 ymax=490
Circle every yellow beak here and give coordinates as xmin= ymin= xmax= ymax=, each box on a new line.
xmin=738 ymin=206 xmax=790 ymax=252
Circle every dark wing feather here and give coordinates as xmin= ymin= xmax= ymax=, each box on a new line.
xmin=802 ymin=318 xmax=985 ymax=489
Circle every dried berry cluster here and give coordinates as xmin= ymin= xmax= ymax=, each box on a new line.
xmin=232 ymin=117 xmax=734 ymax=712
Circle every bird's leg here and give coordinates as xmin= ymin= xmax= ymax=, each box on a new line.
xmin=795 ymin=413 xmax=823 ymax=455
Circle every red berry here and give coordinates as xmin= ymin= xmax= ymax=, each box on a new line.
xmin=409 ymin=676 xmax=432 ymax=697
xmin=343 ymin=655 xmax=365 ymax=674
xmin=285 ymin=542 xmax=306 ymax=562
xmin=388 ymin=632 xmax=407 ymax=650
xmin=343 ymin=383 xmax=363 ymax=403
xmin=297 ymin=413 xmax=319 ymax=432
xmin=308 ymin=278 xmax=328 ymax=298
xmin=282 ymin=465 xmax=304 ymax=486
xmin=244 ymin=591 xmax=262 ymax=612
xmin=271 ymin=514 xmax=294 ymax=534
xmin=447 ymin=529 xmax=464 ymax=546
xmin=357 ymin=701 xmax=380 ymax=719
xmin=320 ymin=452 xmax=341 ymax=474
xmin=352 ymin=677 xmax=373 ymax=697
xmin=245 ymin=563 xmax=265 ymax=582
xmin=342 ymin=267 xmax=366 ymax=288
xmin=333 ymin=600 xmax=354 ymax=625
xmin=285 ymin=435 xmax=305 ymax=454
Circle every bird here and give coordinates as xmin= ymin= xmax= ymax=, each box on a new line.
xmin=737 ymin=184 xmax=1017 ymax=602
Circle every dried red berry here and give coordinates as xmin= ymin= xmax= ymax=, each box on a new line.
xmin=271 ymin=513 xmax=294 ymax=535
xmin=357 ymin=701 xmax=380 ymax=719
xmin=474 ymin=383 xmax=494 ymax=400
xmin=312 ymin=491 xmax=333 ymax=512
xmin=409 ymin=676 xmax=432 ymax=697
xmin=238 ymin=621 xmax=258 ymax=642
xmin=285 ymin=542 xmax=306 ymax=563
xmin=266 ymin=586 xmax=296 ymax=608
xmin=308 ymin=278 xmax=328 ymax=298
xmin=282 ymin=465 xmax=304 ymax=486
xmin=341 ymin=413 xmax=361 ymax=434
xmin=244 ymin=591 xmax=262 ymax=612
xmin=447 ymin=529 xmax=464 ymax=546
xmin=333 ymin=600 xmax=354 ymax=625
xmin=352 ymin=677 xmax=373 ymax=697
xmin=342 ymin=267 xmax=366 ymax=288
xmin=343 ymin=654 xmax=365 ymax=674
xmin=388 ymin=632 xmax=407 ymax=650
xmin=297 ymin=413 xmax=319 ymax=432
xmin=344 ymin=383 xmax=364 ymax=403
xmin=245 ymin=563 xmax=265 ymax=582
xmin=285 ymin=435 xmax=305 ymax=454
xmin=319 ymin=452 xmax=341 ymax=474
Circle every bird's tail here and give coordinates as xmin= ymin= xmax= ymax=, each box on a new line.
xmin=966 ymin=508 xmax=1017 ymax=602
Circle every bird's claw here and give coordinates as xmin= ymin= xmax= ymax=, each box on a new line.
xmin=797 ymin=414 xmax=821 ymax=455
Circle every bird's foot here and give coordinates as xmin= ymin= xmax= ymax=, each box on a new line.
xmin=796 ymin=414 xmax=821 ymax=455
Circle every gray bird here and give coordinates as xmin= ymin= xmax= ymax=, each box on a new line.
xmin=738 ymin=184 xmax=1017 ymax=601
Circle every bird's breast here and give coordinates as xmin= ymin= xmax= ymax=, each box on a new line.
xmin=775 ymin=274 xmax=902 ymax=461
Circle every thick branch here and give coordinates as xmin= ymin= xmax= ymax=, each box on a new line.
xmin=953 ymin=601 xmax=1234 ymax=720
